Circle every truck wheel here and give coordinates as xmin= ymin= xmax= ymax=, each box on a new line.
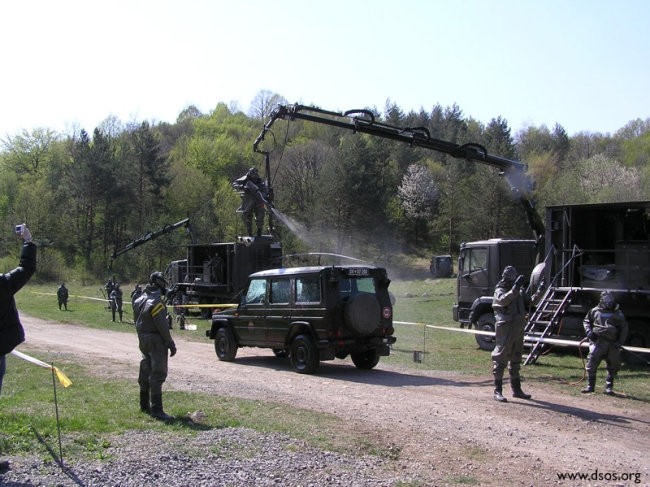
xmin=289 ymin=334 xmax=319 ymax=374
xmin=344 ymin=293 xmax=380 ymax=334
xmin=272 ymin=348 xmax=288 ymax=358
xmin=474 ymin=312 xmax=496 ymax=351
xmin=215 ymin=328 xmax=237 ymax=361
xmin=351 ymin=349 xmax=380 ymax=369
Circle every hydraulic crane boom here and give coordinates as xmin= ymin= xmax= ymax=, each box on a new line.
xmin=254 ymin=104 xmax=545 ymax=247
xmin=110 ymin=218 xmax=195 ymax=263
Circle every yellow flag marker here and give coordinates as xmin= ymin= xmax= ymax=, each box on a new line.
xmin=10 ymin=350 xmax=73 ymax=387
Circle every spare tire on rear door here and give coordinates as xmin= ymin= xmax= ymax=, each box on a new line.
xmin=344 ymin=292 xmax=380 ymax=334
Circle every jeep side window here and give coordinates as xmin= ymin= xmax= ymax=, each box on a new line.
xmin=296 ymin=276 xmax=320 ymax=303
xmin=243 ymin=278 xmax=266 ymax=304
xmin=270 ymin=278 xmax=291 ymax=304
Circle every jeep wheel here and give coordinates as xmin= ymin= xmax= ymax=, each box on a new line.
xmin=351 ymin=349 xmax=380 ymax=370
xmin=215 ymin=327 xmax=237 ymax=361
xmin=344 ymin=293 xmax=381 ymax=334
xmin=289 ymin=334 xmax=319 ymax=374
xmin=272 ymin=348 xmax=288 ymax=358
xmin=475 ymin=312 xmax=496 ymax=352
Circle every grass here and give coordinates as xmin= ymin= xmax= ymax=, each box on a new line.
xmin=5 ymin=279 xmax=649 ymax=465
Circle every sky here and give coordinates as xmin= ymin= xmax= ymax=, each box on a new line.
xmin=1 ymin=0 xmax=648 ymax=139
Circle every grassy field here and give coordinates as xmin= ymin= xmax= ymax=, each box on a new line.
xmin=2 ymin=279 xmax=648 ymax=467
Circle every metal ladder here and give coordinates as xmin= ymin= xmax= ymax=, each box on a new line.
xmin=523 ymin=287 xmax=573 ymax=365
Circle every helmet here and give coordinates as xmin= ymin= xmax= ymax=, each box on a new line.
xmin=150 ymin=271 xmax=167 ymax=293
xmin=502 ymin=266 xmax=518 ymax=282
xmin=599 ymin=291 xmax=616 ymax=310
xmin=247 ymin=167 xmax=261 ymax=181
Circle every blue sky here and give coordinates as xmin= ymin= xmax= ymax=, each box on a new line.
xmin=1 ymin=0 xmax=648 ymax=138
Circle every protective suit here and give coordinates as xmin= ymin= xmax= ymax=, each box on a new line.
xmin=133 ymin=272 xmax=177 ymax=420
xmin=232 ymin=167 xmax=270 ymax=236
xmin=491 ymin=266 xmax=532 ymax=402
xmin=110 ymin=283 xmax=123 ymax=322
xmin=581 ymin=291 xmax=628 ymax=395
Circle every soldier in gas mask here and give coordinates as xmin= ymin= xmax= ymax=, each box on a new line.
xmin=132 ymin=271 xmax=177 ymax=420
xmin=581 ymin=291 xmax=628 ymax=395
xmin=232 ymin=167 xmax=271 ymax=237
xmin=491 ymin=266 xmax=532 ymax=402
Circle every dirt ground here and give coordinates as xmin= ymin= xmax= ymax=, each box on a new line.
xmin=18 ymin=316 xmax=650 ymax=486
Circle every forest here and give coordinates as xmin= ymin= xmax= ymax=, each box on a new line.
xmin=1 ymin=90 xmax=649 ymax=284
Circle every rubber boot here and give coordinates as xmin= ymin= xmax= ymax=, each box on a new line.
xmin=150 ymin=393 xmax=174 ymax=421
xmin=604 ymin=375 xmax=615 ymax=395
xmin=493 ymin=379 xmax=508 ymax=403
xmin=581 ymin=375 xmax=596 ymax=393
xmin=511 ymin=377 xmax=532 ymax=399
xmin=139 ymin=390 xmax=150 ymax=414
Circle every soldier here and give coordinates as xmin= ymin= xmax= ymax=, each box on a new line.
xmin=491 ymin=266 xmax=532 ymax=402
xmin=132 ymin=272 xmax=177 ymax=420
xmin=110 ymin=282 xmax=123 ymax=322
xmin=105 ymin=277 xmax=115 ymax=309
xmin=232 ymin=167 xmax=270 ymax=237
xmin=581 ymin=291 xmax=628 ymax=395
xmin=57 ymin=282 xmax=69 ymax=310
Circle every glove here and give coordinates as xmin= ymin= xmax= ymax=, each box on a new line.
xmin=168 ymin=340 xmax=177 ymax=357
xmin=20 ymin=225 xmax=32 ymax=243
xmin=586 ymin=330 xmax=596 ymax=341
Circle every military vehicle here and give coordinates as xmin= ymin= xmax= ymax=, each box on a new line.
xmin=430 ymin=254 xmax=454 ymax=278
xmin=206 ymin=264 xmax=396 ymax=374
xmin=165 ymin=236 xmax=281 ymax=319
xmin=454 ymin=238 xmax=538 ymax=350
xmin=252 ymin=103 xmax=649 ymax=363
xmin=111 ymin=221 xmax=281 ymax=322
xmin=521 ymin=200 xmax=650 ymax=363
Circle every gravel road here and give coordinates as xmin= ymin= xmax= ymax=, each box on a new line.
xmin=1 ymin=315 xmax=648 ymax=486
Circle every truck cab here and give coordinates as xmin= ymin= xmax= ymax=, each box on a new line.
xmin=453 ymin=238 xmax=537 ymax=350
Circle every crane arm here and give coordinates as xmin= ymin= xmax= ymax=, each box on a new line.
xmin=110 ymin=218 xmax=194 ymax=261
xmin=254 ymin=104 xmax=545 ymax=246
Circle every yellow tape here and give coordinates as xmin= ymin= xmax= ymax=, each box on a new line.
xmin=394 ymin=320 xmax=650 ymax=353
xmin=10 ymin=350 xmax=73 ymax=387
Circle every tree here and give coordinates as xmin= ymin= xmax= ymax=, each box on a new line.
xmin=578 ymin=154 xmax=643 ymax=203
xmin=397 ymin=164 xmax=438 ymax=243
xmin=1 ymin=128 xmax=59 ymax=176
xmin=249 ymin=90 xmax=287 ymax=120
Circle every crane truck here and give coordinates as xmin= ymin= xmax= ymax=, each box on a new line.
xmin=254 ymin=104 xmax=650 ymax=363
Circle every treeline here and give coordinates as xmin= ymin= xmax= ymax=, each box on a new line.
xmin=1 ymin=92 xmax=649 ymax=283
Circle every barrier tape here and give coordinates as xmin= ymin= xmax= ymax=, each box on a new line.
xmin=32 ymin=291 xmax=236 ymax=308
xmin=10 ymin=350 xmax=73 ymax=387
xmin=394 ymin=320 xmax=650 ymax=354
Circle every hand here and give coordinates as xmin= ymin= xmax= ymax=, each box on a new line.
xmin=586 ymin=330 xmax=596 ymax=341
xmin=20 ymin=225 xmax=32 ymax=243
xmin=168 ymin=341 xmax=177 ymax=357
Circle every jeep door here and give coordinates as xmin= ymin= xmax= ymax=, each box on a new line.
xmin=234 ymin=277 xmax=268 ymax=344
xmin=264 ymin=277 xmax=292 ymax=346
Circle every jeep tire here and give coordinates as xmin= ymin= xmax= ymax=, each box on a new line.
xmin=351 ymin=349 xmax=380 ymax=369
xmin=289 ymin=334 xmax=319 ymax=374
xmin=215 ymin=327 xmax=238 ymax=361
xmin=344 ymin=293 xmax=381 ymax=334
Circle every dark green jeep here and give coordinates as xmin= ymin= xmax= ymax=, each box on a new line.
xmin=206 ymin=265 xmax=396 ymax=374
